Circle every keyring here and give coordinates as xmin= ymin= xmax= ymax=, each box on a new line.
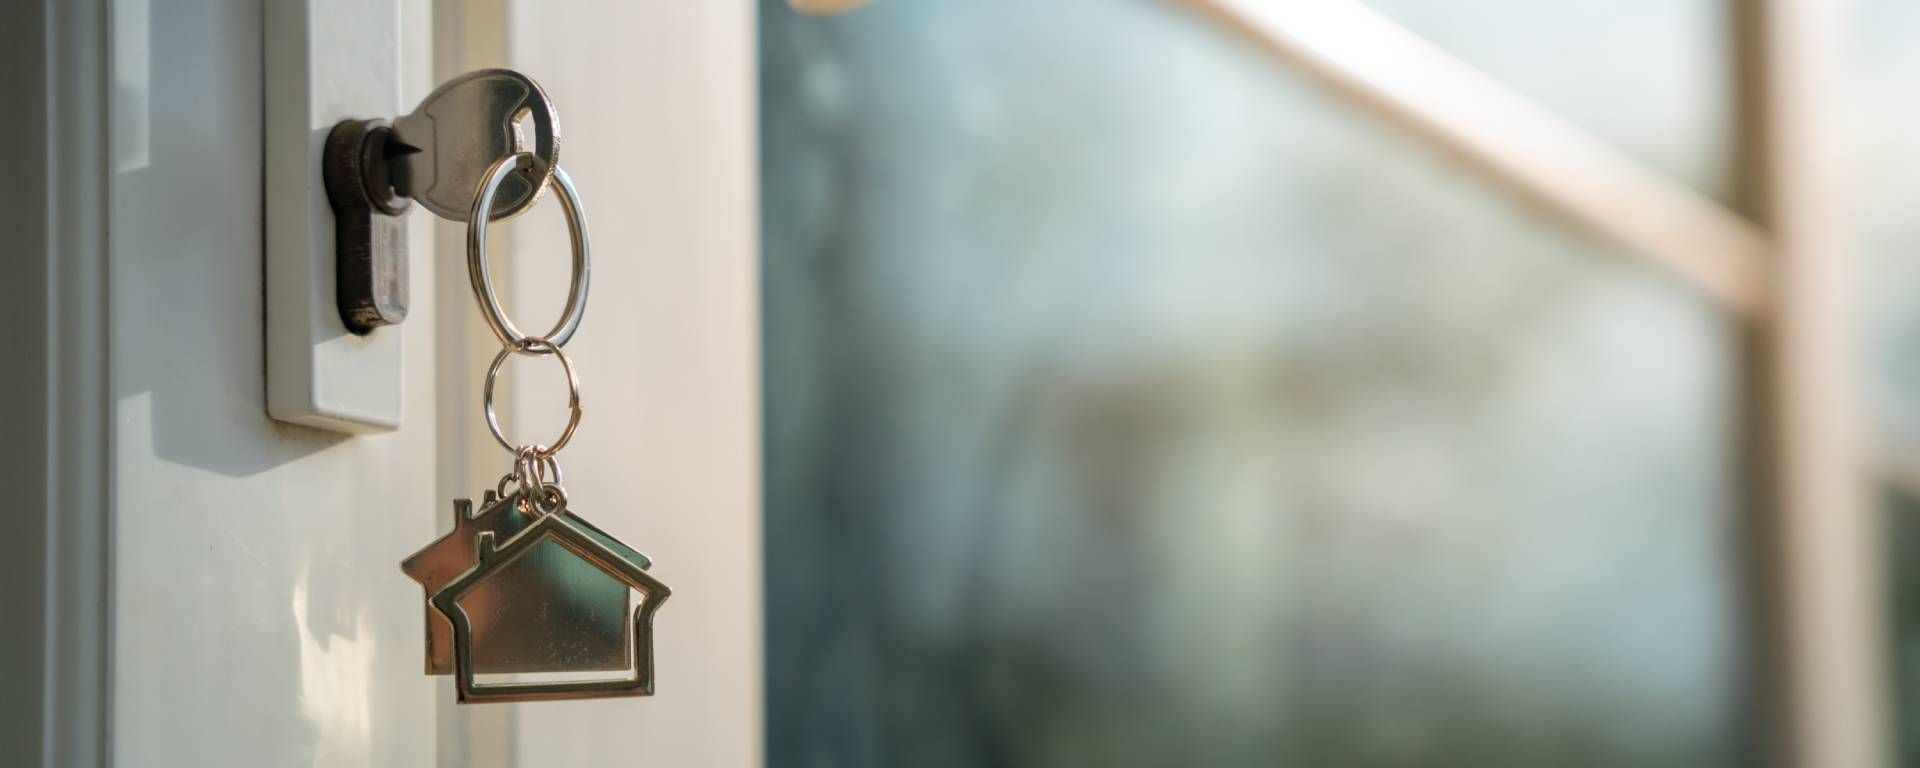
xmin=467 ymin=152 xmax=591 ymax=352
xmin=493 ymin=454 xmax=562 ymax=501
xmin=483 ymin=338 xmax=583 ymax=456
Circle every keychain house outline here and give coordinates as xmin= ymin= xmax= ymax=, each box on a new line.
xmin=401 ymin=491 xmax=658 ymax=675
xmin=430 ymin=506 xmax=672 ymax=703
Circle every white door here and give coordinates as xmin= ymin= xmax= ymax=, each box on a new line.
xmin=17 ymin=1 xmax=760 ymax=765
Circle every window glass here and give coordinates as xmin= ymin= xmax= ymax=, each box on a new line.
xmin=762 ymin=1 xmax=1750 ymax=764
xmin=1364 ymin=0 xmax=1736 ymax=204
xmin=1857 ymin=2 xmax=1920 ymax=764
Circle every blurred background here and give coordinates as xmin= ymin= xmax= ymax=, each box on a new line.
xmin=758 ymin=0 xmax=1920 ymax=765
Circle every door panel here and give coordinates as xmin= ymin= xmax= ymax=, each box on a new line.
xmin=108 ymin=1 xmax=438 ymax=765
xmin=103 ymin=1 xmax=760 ymax=766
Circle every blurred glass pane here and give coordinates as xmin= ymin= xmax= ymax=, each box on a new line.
xmin=1858 ymin=0 xmax=1920 ymax=455
xmin=1857 ymin=2 xmax=1920 ymax=764
xmin=1362 ymin=0 xmax=1736 ymax=204
xmin=761 ymin=1 xmax=1749 ymax=765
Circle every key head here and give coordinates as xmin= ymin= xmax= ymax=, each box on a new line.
xmin=390 ymin=69 xmax=560 ymax=222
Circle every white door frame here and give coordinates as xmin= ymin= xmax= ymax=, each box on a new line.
xmin=14 ymin=0 xmax=112 ymax=766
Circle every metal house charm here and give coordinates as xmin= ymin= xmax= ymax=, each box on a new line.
xmin=401 ymin=489 xmax=657 ymax=676
xmin=427 ymin=490 xmax=670 ymax=703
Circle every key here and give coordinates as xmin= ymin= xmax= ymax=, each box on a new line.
xmin=324 ymin=68 xmax=562 ymax=333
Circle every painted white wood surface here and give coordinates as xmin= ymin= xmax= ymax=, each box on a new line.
xmin=108 ymin=1 xmax=441 ymax=764
xmin=104 ymin=1 xmax=761 ymax=766
xmin=471 ymin=2 xmax=764 ymax=764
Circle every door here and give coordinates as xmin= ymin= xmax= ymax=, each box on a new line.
xmin=14 ymin=1 xmax=759 ymax=765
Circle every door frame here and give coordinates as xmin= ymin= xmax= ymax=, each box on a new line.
xmin=12 ymin=0 xmax=113 ymax=766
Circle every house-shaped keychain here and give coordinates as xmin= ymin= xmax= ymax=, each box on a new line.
xmin=401 ymin=490 xmax=669 ymax=685
xmin=429 ymin=504 xmax=671 ymax=702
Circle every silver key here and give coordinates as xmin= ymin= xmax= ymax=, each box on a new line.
xmin=390 ymin=68 xmax=561 ymax=222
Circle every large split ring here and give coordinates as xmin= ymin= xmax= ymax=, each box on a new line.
xmin=467 ymin=152 xmax=591 ymax=351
